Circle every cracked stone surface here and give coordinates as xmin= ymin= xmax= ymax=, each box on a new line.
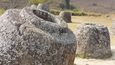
xmin=59 ymin=11 xmax=72 ymax=23
xmin=0 ymin=6 xmax=76 ymax=65
xmin=75 ymin=23 xmax=112 ymax=59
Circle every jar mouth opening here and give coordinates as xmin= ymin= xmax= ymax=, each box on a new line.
xmin=33 ymin=10 xmax=54 ymax=23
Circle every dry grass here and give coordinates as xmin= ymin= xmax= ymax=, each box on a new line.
xmin=68 ymin=15 xmax=115 ymax=45
xmin=0 ymin=8 xmax=5 ymax=15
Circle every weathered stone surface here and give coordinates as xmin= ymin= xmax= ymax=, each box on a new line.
xmin=31 ymin=4 xmax=37 ymax=9
xmin=59 ymin=11 xmax=72 ymax=23
xmin=76 ymin=23 xmax=112 ymax=59
xmin=37 ymin=3 xmax=49 ymax=11
xmin=0 ymin=7 xmax=76 ymax=65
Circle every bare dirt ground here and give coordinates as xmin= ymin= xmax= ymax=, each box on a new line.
xmin=68 ymin=15 xmax=115 ymax=65
xmin=74 ymin=46 xmax=115 ymax=65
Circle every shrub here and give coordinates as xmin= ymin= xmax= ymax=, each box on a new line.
xmin=50 ymin=9 xmax=60 ymax=15
xmin=92 ymin=3 xmax=98 ymax=6
xmin=0 ymin=8 xmax=5 ymax=15
xmin=50 ymin=9 xmax=88 ymax=16
xmin=28 ymin=0 xmax=48 ymax=5
xmin=71 ymin=12 xmax=88 ymax=16
xmin=67 ymin=9 xmax=88 ymax=16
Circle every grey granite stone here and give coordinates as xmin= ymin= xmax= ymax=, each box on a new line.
xmin=31 ymin=4 xmax=37 ymax=9
xmin=37 ymin=4 xmax=49 ymax=11
xmin=76 ymin=23 xmax=112 ymax=59
xmin=0 ymin=7 xmax=76 ymax=65
xmin=59 ymin=11 xmax=72 ymax=23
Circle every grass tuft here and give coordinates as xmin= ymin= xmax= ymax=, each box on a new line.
xmin=0 ymin=8 xmax=5 ymax=15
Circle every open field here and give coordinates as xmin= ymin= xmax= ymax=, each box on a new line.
xmin=68 ymin=15 xmax=115 ymax=65
xmin=72 ymin=0 xmax=115 ymax=13
xmin=68 ymin=15 xmax=115 ymax=45
xmin=74 ymin=46 xmax=115 ymax=65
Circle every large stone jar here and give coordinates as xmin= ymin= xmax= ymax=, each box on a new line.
xmin=76 ymin=23 xmax=112 ymax=59
xmin=0 ymin=7 xmax=76 ymax=65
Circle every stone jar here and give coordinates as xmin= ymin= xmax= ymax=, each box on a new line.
xmin=76 ymin=23 xmax=112 ymax=59
xmin=0 ymin=7 xmax=76 ymax=65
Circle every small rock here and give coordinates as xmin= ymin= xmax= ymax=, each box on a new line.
xmin=86 ymin=64 xmax=89 ymax=65
xmin=59 ymin=11 xmax=72 ymax=23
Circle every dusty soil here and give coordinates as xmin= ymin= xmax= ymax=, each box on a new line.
xmin=74 ymin=46 xmax=115 ymax=65
xmin=68 ymin=15 xmax=115 ymax=65
xmin=68 ymin=15 xmax=115 ymax=45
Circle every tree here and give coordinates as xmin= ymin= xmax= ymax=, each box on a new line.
xmin=61 ymin=0 xmax=70 ymax=10
xmin=28 ymin=0 xmax=48 ymax=5
xmin=59 ymin=3 xmax=65 ymax=10
xmin=64 ymin=0 xmax=70 ymax=9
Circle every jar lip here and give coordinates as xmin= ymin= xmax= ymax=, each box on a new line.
xmin=33 ymin=9 xmax=55 ymax=23
xmin=20 ymin=7 xmax=68 ymax=28
xmin=20 ymin=7 xmax=58 ymax=23
xmin=0 ymin=7 xmax=75 ymax=45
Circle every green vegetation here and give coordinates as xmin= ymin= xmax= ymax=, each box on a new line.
xmin=59 ymin=0 xmax=75 ymax=10
xmin=50 ymin=9 xmax=88 ymax=16
xmin=64 ymin=0 xmax=70 ymax=9
xmin=0 ymin=0 xmax=9 ymax=2
xmin=76 ymin=53 xmax=86 ymax=58
xmin=50 ymin=9 xmax=60 ymax=15
xmin=0 ymin=8 xmax=5 ymax=15
xmin=66 ymin=10 xmax=88 ymax=16
xmin=28 ymin=0 xmax=48 ymax=5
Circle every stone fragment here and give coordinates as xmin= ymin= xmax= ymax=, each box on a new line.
xmin=59 ymin=11 xmax=72 ymax=23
